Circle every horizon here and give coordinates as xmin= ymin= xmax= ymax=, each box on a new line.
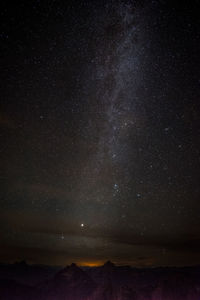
xmin=1 ymin=259 xmax=200 ymax=269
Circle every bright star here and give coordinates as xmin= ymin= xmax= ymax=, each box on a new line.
xmin=114 ymin=183 xmax=119 ymax=189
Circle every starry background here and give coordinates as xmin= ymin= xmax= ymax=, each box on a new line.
xmin=1 ymin=0 xmax=200 ymax=267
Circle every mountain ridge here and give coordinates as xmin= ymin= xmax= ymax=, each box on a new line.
xmin=0 ymin=261 xmax=200 ymax=299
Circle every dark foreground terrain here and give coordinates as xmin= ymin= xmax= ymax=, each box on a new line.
xmin=0 ymin=261 xmax=200 ymax=299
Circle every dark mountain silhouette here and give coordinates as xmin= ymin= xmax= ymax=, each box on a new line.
xmin=0 ymin=260 xmax=60 ymax=285
xmin=39 ymin=263 xmax=97 ymax=300
xmin=0 ymin=261 xmax=200 ymax=299
xmin=0 ymin=279 xmax=36 ymax=300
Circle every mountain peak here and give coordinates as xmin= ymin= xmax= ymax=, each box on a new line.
xmin=103 ymin=261 xmax=115 ymax=268
xmin=70 ymin=262 xmax=77 ymax=268
xmin=57 ymin=263 xmax=80 ymax=276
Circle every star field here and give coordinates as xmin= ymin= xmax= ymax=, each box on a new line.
xmin=1 ymin=0 xmax=200 ymax=266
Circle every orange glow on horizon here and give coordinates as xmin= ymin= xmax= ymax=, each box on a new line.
xmin=78 ymin=261 xmax=104 ymax=267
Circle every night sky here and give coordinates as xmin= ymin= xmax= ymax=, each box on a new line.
xmin=1 ymin=0 xmax=200 ymax=267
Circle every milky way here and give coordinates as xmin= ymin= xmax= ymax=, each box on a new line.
xmin=1 ymin=0 xmax=200 ymax=266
